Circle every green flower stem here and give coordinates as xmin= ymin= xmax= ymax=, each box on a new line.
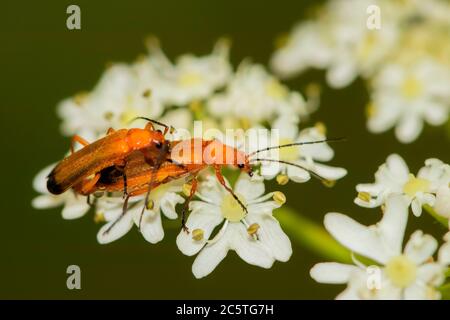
xmin=438 ymin=283 xmax=450 ymax=300
xmin=445 ymin=268 xmax=450 ymax=278
xmin=423 ymin=204 xmax=448 ymax=228
xmin=275 ymin=206 xmax=352 ymax=264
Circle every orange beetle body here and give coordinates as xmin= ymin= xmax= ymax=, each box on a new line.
xmin=75 ymin=138 xmax=252 ymax=197
xmin=47 ymin=126 xmax=166 ymax=195
xmin=170 ymin=138 xmax=250 ymax=171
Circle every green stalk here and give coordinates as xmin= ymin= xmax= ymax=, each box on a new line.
xmin=438 ymin=283 xmax=450 ymax=300
xmin=275 ymin=206 xmax=352 ymax=264
xmin=423 ymin=204 xmax=448 ymax=228
xmin=445 ymin=268 xmax=450 ymax=278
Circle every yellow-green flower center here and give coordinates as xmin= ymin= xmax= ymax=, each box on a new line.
xmin=385 ymin=255 xmax=417 ymax=288
xmin=403 ymin=174 xmax=430 ymax=197
xmin=265 ymin=79 xmax=288 ymax=99
xmin=401 ymin=76 xmax=423 ymax=100
xmin=220 ymin=193 xmax=247 ymax=222
xmin=179 ymin=72 xmax=202 ymax=87
xmin=278 ymin=138 xmax=300 ymax=161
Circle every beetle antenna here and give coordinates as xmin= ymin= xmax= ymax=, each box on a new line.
xmin=248 ymin=137 xmax=345 ymax=158
xmin=251 ymin=158 xmax=329 ymax=183
xmin=131 ymin=116 xmax=170 ymax=130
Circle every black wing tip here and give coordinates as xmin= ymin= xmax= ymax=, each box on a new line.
xmin=46 ymin=172 xmax=65 ymax=195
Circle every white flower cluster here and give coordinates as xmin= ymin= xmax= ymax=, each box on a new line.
xmin=32 ymin=40 xmax=346 ymax=278
xmin=311 ymin=155 xmax=450 ymax=299
xmin=355 ymin=154 xmax=450 ymax=219
xmin=271 ymin=0 xmax=450 ymax=143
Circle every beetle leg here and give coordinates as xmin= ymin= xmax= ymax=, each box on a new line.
xmin=166 ymin=158 xmax=187 ymax=171
xmin=214 ymin=166 xmax=248 ymax=214
xmin=102 ymin=195 xmax=130 ymax=235
xmin=122 ymin=172 xmax=128 ymax=197
xmin=138 ymin=166 xmax=158 ymax=231
xmin=111 ymin=163 xmax=128 ymax=197
xmin=70 ymin=135 xmax=90 ymax=154
xmin=144 ymin=121 xmax=155 ymax=132
xmin=78 ymin=173 xmax=101 ymax=195
xmin=180 ymin=174 xmax=198 ymax=233
xmin=86 ymin=194 xmax=94 ymax=207
xmin=106 ymin=127 xmax=115 ymax=135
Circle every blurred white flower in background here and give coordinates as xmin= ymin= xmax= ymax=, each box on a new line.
xmin=271 ymin=0 xmax=450 ymax=143
xmin=58 ymin=64 xmax=165 ymax=138
xmin=271 ymin=0 xmax=398 ymax=88
xmin=434 ymin=186 xmax=450 ymax=222
xmin=259 ymin=117 xmax=347 ymax=184
xmin=144 ymin=37 xmax=232 ymax=106
xmin=355 ymin=154 xmax=450 ymax=217
xmin=311 ymin=195 xmax=449 ymax=300
xmin=176 ymin=174 xmax=291 ymax=278
xmin=207 ymin=62 xmax=308 ymax=128
xmin=368 ymin=60 xmax=450 ymax=143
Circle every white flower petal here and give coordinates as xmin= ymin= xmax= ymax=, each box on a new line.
xmin=310 ymin=262 xmax=357 ymax=284
xmin=395 ymin=114 xmax=423 ymax=143
xmin=192 ymin=229 xmax=230 ymax=279
xmin=434 ymin=185 xmax=450 ymax=218
xmin=386 ymin=154 xmax=410 ymax=181
xmin=324 ymin=213 xmax=391 ymax=264
xmin=136 ymin=209 xmax=165 ymax=244
xmin=438 ymin=241 xmax=450 ymax=266
xmin=313 ymin=163 xmax=347 ymax=181
xmin=97 ymin=212 xmax=134 ymax=244
xmin=354 ymin=197 xmax=381 ymax=208
xmin=234 ymin=173 xmax=265 ymax=201
xmin=160 ymin=192 xmax=184 ymax=220
xmin=247 ymin=201 xmax=279 ymax=215
xmin=378 ymin=195 xmax=410 ymax=255
xmin=176 ymin=203 xmax=223 ymax=256
xmin=286 ymin=162 xmax=311 ymax=183
xmin=403 ymin=283 xmax=431 ymax=300
xmin=417 ymin=263 xmax=445 ymax=287
xmin=33 ymin=164 xmax=56 ymax=193
xmin=411 ymin=197 xmax=423 ymax=217
xmin=355 ymin=183 xmax=384 ymax=196
xmin=326 ymin=60 xmax=357 ymax=88
xmin=367 ymin=96 xmax=403 ymax=133
xmin=404 ymin=231 xmax=438 ymax=265
xmin=336 ymin=287 xmax=360 ymax=300
xmin=423 ymin=101 xmax=448 ymax=126
xmin=229 ymin=223 xmax=275 ymax=269
xmin=61 ymin=194 xmax=90 ymax=220
xmin=272 ymin=116 xmax=299 ymax=139
xmin=195 ymin=175 xmax=227 ymax=203
xmin=246 ymin=213 xmax=292 ymax=262
xmin=31 ymin=195 xmax=63 ymax=209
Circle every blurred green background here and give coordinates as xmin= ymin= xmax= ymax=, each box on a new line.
xmin=1 ymin=0 xmax=448 ymax=299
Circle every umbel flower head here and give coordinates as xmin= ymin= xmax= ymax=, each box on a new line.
xmin=271 ymin=0 xmax=450 ymax=143
xmin=354 ymin=154 xmax=450 ymax=217
xmin=32 ymin=37 xmax=348 ymax=279
xmin=311 ymin=195 xmax=450 ymax=300
xmin=176 ymin=173 xmax=291 ymax=278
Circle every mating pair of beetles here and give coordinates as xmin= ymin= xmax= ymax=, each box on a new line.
xmin=47 ymin=117 xmax=336 ymax=234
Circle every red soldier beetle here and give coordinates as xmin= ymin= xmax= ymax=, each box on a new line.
xmin=46 ymin=117 xmax=172 ymax=197
xmin=90 ymin=136 xmax=344 ymax=234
